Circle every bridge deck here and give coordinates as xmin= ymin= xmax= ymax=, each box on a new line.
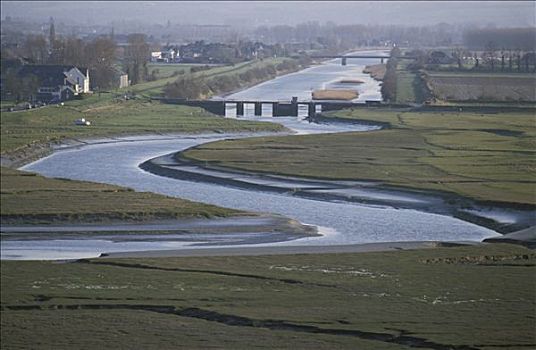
xmin=311 ymin=55 xmax=416 ymax=59
xmin=311 ymin=55 xmax=390 ymax=59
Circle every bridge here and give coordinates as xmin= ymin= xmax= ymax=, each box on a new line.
xmin=159 ymin=97 xmax=382 ymax=118
xmin=311 ymin=54 xmax=417 ymax=65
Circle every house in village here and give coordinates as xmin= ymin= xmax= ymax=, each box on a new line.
xmin=427 ymin=51 xmax=455 ymax=65
xmin=150 ymin=46 xmax=179 ymax=63
xmin=110 ymin=66 xmax=129 ymax=89
xmin=17 ymin=65 xmax=91 ymax=102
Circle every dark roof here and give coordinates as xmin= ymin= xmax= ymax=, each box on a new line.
xmin=17 ymin=65 xmax=86 ymax=87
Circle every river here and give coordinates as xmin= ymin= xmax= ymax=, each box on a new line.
xmin=225 ymin=50 xmax=386 ymax=102
xmin=2 ymin=52 xmax=498 ymax=260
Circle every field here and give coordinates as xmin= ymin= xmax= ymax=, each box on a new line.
xmin=1 ymin=244 xmax=534 ymax=349
xmin=182 ymin=108 xmax=536 ymax=205
xmin=425 ymin=72 xmax=536 ymax=102
xmin=395 ymin=61 xmax=426 ymax=104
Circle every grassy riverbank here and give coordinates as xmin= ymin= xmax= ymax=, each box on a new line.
xmin=182 ymin=108 xmax=536 ymax=205
xmin=1 ymin=244 xmax=534 ymax=349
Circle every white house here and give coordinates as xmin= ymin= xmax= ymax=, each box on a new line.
xmin=18 ymin=65 xmax=91 ymax=102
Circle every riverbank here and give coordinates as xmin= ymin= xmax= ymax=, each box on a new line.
xmin=101 ymin=240 xmax=466 ymax=258
xmin=140 ymin=148 xmax=534 ymax=234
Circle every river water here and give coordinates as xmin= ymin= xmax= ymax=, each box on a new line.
xmin=2 ymin=52 xmax=498 ymax=260
xmin=224 ymin=50 xmax=387 ymax=102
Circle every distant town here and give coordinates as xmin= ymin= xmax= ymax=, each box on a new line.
xmin=2 ymin=16 xmax=534 ymax=108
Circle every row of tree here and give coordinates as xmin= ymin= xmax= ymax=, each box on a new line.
xmin=406 ymin=46 xmax=536 ymax=73
xmin=463 ymin=28 xmax=536 ymax=51
xmin=380 ymin=48 xmax=400 ymax=102
xmin=3 ymin=19 xmax=152 ymax=89
xmin=164 ymin=59 xmax=306 ymax=100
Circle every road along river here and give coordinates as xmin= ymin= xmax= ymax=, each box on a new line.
xmin=1 ymin=52 xmax=503 ymax=260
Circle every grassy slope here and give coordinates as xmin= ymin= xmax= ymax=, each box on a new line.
xmin=1 ymin=244 xmax=534 ymax=349
xmin=147 ymin=63 xmax=197 ymax=79
xmin=0 ymin=99 xmax=283 ymax=154
xmin=1 ymin=62 xmax=288 ymax=223
xmin=182 ymin=109 xmax=536 ymax=205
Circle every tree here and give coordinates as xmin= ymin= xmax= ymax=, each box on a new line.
xmin=49 ymin=17 xmax=56 ymax=45
xmin=48 ymin=37 xmax=66 ymax=64
xmin=125 ymin=33 xmax=149 ymax=85
xmin=164 ymin=77 xmax=208 ymax=99
xmin=452 ymin=47 xmax=465 ymax=69
xmin=23 ymin=35 xmax=48 ymax=64
xmin=85 ymin=37 xmax=117 ymax=89
xmin=482 ymin=41 xmax=497 ymax=71
xmin=4 ymin=71 xmax=40 ymax=102
xmin=63 ymin=37 xmax=85 ymax=67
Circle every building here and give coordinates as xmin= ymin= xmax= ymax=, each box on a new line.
xmin=428 ymin=51 xmax=455 ymax=65
xmin=150 ymin=46 xmax=179 ymax=63
xmin=111 ymin=66 xmax=129 ymax=89
xmin=17 ymin=65 xmax=91 ymax=102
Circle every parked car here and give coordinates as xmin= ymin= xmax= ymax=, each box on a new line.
xmin=74 ymin=118 xmax=91 ymax=126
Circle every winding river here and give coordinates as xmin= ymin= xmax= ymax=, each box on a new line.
xmin=2 ymin=52 xmax=499 ymax=260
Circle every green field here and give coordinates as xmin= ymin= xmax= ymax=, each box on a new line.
xmin=182 ymin=109 xmax=536 ymax=205
xmin=147 ymin=63 xmax=197 ymax=79
xmin=424 ymin=71 xmax=536 ymax=103
xmin=1 ymin=244 xmax=534 ymax=349
xmin=395 ymin=61 xmax=425 ymax=104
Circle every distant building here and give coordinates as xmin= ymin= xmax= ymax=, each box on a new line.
xmin=428 ymin=51 xmax=455 ymax=65
xmin=17 ymin=65 xmax=90 ymax=102
xmin=111 ymin=67 xmax=129 ymax=89
xmin=151 ymin=46 xmax=179 ymax=63
xmin=151 ymin=51 xmax=162 ymax=62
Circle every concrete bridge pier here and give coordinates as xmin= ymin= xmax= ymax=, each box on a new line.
xmin=308 ymin=103 xmax=316 ymax=117
xmin=293 ymin=102 xmax=299 ymax=117
xmin=272 ymin=102 xmax=279 ymax=117
xmin=236 ymin=102 xmax=244 ymax=117
xmin=254 ymin=102 xmax=262 ymax=117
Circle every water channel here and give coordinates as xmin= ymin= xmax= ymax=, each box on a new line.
xmin=2 ymin=52 xmax=499 ymax=260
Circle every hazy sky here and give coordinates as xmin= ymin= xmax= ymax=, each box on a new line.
xmin=1 ymin=1 xmax=535 ymax=27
